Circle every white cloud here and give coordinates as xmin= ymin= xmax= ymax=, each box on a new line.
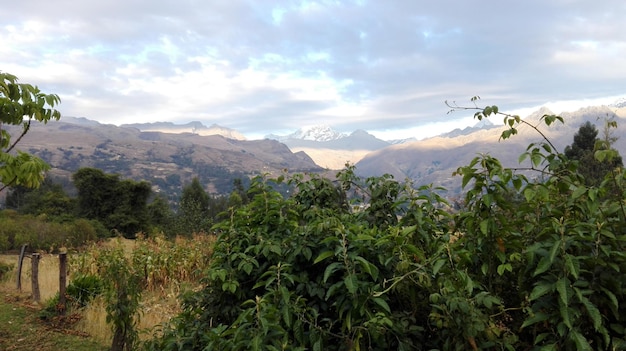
xmin=1 ymin=0 xmax=625 ymax=139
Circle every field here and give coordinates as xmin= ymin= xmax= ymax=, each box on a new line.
xmin=0 ymin=234 xmax=215 ymax=347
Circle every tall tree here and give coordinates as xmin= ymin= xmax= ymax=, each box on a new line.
xmin=177 ymin=177 xmax=211 ymax=235
xmin=564 ymin=121 xmax=623 ymax=186
xmin=73 ymin=168 xmax=152 ymax=238
xmin=0 ymin=71 xmax=61 ymax=191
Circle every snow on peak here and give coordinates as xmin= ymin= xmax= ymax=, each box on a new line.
xmin=269 ymin=125 xmax=347 ymax=142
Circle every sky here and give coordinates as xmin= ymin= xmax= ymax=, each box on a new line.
xmin=2 ymin=0 xmax=626 ymax=140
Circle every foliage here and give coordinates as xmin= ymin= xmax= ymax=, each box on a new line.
xmin=90 ymin=241 xmax=144 ymax=351
xmin=146 ymin=194 xmax=175 ymax=235
xmin=146 ymin=171 xmax=449 ymax=350
xmin=172 ymin=177 xmax=232 ymax=236
xmin=5 ymin=176 xmax=75 ymax=221
xmin=0 ymin=71 xmax=61 ymax=191
xmin=564 ymin=120 xmax=623 ymax=187
xmin=0 ymin=261 xmax=13 ymax=281
xmin=141 ymin=98 xmax=626 ymax=350
xmin=66 ymin=274 xmax=106 ymax=307
xmin=73 ymin=167 xmax=152 ymax=238
xmin=72 ymin=235 xmax=215 ymax=293
xmin=0 ymin=211 xmax=105 ymax=251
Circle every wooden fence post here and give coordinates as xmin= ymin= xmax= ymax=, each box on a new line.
xmin=16 ymin=244 xmax=28 ymax=291
xmin=31 ymin=253 xmax=41 ymax=302
xmin=59 ymin=252 xmax=67 ymax=315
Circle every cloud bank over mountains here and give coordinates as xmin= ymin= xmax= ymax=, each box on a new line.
xmin=2 ymin=1 xmax=626 ymax=139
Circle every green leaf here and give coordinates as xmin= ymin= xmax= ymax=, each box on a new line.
xmin=372 ymin=297 xmax=391 ymax=313
xmin=313 ymin=250 xmax=335 ymax=264
xmin=518 ymin=152 xmax=529 ymax=164
xmin=323 ymin=262 xmax=342 ymax=283
xmin=576 ymin=290 xmax=602 ymax=331
xmin=560 ymin=303 xmax=572 ymax=329
xmin=521 ymin=311 xmax=549 ymax=329
xmin=524 ymin=187 xmax=536 ymax=202
xmin=601 ymin=287 xmax=618 ymax=317
xmin=529 ymin=281 xmax=553 ymax=301
xmin=497 ymin=263 xmax=512 ymax=276
xmin=432 ymin=259 xmax=446 ymax=276
xmin=533 ymin=256 xmax=553 ymax=277
xmin=569 ymin=329 xmax=593 ymax=351
xmin=548 ymin=239 xmax=560 ymax=264
xmin=571 ymin=186 xmax=587 ymax=199
xmin=531 ymin=152 xmax=542 ymax=167
xmin=512 ymin=177 xmax=522 ymax=191
xmin=344 ymin=274 xmax=358 ymax=295
xmin=479 ymin=219 xmax=489 ymax=235
xmin=555 ymin=277 xmax=569 ymax=306
xmin=564 ymin=254 xmax=580 ymax=279
xmin=355 ymin=256 xmax=379 ymax=280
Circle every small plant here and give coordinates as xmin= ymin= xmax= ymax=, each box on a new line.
xmin=66 ymin=274 xmax=105 ymax=307
xmin=39 ymin=274 xmax=105 ymax=320
xmin=0 ymin=261 xmax=14 ymax=282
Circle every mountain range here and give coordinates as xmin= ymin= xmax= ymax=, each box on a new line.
xmin=8 ymin=118 xmax=322 ymax=199
xmin=356 ymin=105 xmax=626 ymax=194
xmin=5 ymin=103 xmax=626 ymax=201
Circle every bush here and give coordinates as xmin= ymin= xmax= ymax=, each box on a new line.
xmin=66 ymin=274 xmax=105 ymax=307
xmin=0 ymin=261 xmax=14 ymax=281
xmin=0 ymin=212 xmax=109 ymax=252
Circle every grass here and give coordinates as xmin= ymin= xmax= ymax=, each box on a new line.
xmin=0 ymin=253 xmax=61 ymax=301
xmin=0 ymin=289 xmax=108 ymax=351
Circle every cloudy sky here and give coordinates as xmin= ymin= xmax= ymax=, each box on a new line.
xmin=2 ymin=1 xmax=625 ymax=140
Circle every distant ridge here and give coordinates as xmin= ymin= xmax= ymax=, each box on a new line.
xmin=121 ymin=121 xmax=247 ymax=140
xmin=355 ymin=105 xmax=626 ymax=197
xmin=440 ymin=119 xmax=498 ymax=138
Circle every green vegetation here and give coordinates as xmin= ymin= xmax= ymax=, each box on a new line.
xmin=564 ymin=119 xmax=623 ymax=187
xmin=0 ymin=294 xmax=108 ymax=351
xmin=0 ymin=71 xmax=62 ymax=191
xmin=73 ymin=167 xmax=152 ymax=238
xmin=2 ymin=73 xmax=626 ymax=349
xmin=143 ymin=100 xmax=626 ymax=350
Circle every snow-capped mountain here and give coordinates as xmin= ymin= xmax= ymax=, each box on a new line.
xmin=266 ymin=125 xmax=347 ymax=142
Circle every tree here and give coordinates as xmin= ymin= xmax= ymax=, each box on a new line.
xmin=146 ymin=194 xmax=174 ymax=235
xmin=564 ymin=120 xmax=623 ymax=186
xmin=5 ymin=177 xmax=74 ymax=220
xmin=73 ymin=168 xmax=152 ymax=238
xmin=177 ymin=177 xmax=211 ymax=235
xmin=1 ymin=71 xmax=61 ymax=191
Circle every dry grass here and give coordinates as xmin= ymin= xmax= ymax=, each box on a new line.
xmin=0 ymin=253 xmax=63 ymax=303
xmin=75 ymin=286 xmax=185 ymax=343
xmin=1 ymin=234 xmax=215 ymax=344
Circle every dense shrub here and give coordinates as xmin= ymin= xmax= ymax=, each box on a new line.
xmin=0 ymin=212 xmax=108 ymax=252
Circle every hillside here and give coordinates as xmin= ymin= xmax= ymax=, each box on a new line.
xmin=355 ymin=106 xmax=626 ymax=195
xmin=9 ymin=119 xmax=322 ymax=197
